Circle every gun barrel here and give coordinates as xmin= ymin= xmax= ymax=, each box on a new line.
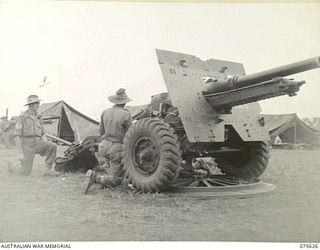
xmin=237 ymin=57 xmax=320 ymax=87
xmin=45 ymin=133 xmax=73 ymax=146
xmin=204 ymin=56 xmax=320 ymax=94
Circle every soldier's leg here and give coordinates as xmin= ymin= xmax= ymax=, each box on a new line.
xmin=83 ymin=140 xmax=112 ymax=194
xmin=21 ymin=150 xmax=35 ymax=176
xmin=94 ymin=140 xmax=112 ymax=171
xmin=35 ymin=139 xmax=60 ymax=177
xmin=91 ymin=143 xmax=124 ymax=188
xmin=21 ymin=138 xmax=37 ymax=176
xmin=94 ymin=151 xmax=106 ymax=167
xmin=94 ymin=152 xmax=109 ymax=172
xmin=35 ymin=139 xmax=57 ymax=169
xmin=83 ymin=141 xmax=125 ymax=193
xmin=105 ymin=142 xmax=124 ymax=187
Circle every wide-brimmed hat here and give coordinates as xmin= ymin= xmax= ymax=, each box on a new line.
xmin=108 ymin=88 xmax=132 ymax=104
xmin=25 ymin=95 xmax=42 ymax=106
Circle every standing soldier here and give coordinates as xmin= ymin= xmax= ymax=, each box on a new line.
xmin=83 ymin=88 xmax=132 ymax=194
xmin=13 ymin=95 xmax=59 ymax=176
xmin=2 ymin=116 xmax=17 ymax=149
xmin=0 ymin=116 xmax=9 ymax=147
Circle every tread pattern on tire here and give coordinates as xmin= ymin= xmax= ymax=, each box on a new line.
xmin=123 ymin=118 xmax=182 ymax=192
xmin=216 ymin=141 xmax=270 ymax=180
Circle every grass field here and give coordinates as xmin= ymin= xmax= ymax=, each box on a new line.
xmin=0 ymin=147 xmax=319 ymax=242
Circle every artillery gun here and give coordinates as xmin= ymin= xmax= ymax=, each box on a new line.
xmin=123 ymin=50 xmax=320 ymax=192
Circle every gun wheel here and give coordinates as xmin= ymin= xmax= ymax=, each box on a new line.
xmin=215 ymin=141 xmax=270 ymax=180
xmin=123 ymin=118 xmax=182 ymax=192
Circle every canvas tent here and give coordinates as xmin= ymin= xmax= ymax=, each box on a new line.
xmin=313 ymin=119 xmax=320 ymax=131
xmin=38 ymin=101 xmax=99 ymax=142
xmin=263 ymin=114 xmax=320 ymax=146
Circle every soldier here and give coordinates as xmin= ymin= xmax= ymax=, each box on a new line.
xmin=2 ymin=116 xmax=17 ymax=149
xmin=83 ymin=88 xmax=132 ymax=194
xmin=0 ymin=116 xmax=9 ymax=147
xmin=13 ymin=95 xmax=59 ymax=176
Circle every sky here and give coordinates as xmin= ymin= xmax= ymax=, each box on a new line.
xmin=0 ymin=1 xmax=320 ymax=121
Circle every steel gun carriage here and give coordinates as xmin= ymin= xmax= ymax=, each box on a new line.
xmin=122 ymin=50 xmax=320 ymax=192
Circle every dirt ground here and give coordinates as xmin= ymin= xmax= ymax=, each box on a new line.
xmin=0 ymin=146 xmax=319 ymax=242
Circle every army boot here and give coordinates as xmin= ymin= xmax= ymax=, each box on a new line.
xmin=44 ymin=163 xmax=61 ymax=177
xmin=83 ymin=170 xmax=97 ymax=194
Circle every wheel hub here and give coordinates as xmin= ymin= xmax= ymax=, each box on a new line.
xmin=133 ymin=137 xmax=159 ymax=175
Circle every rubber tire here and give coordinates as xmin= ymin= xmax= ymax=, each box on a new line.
xmin=216 ymin=141 xmax=270 ymax=180
xmin=123 ymin=118 xmax=182 ymax=192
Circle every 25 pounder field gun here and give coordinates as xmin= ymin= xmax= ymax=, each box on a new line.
xmin=122 ymin=50 xmax=320 ymax=192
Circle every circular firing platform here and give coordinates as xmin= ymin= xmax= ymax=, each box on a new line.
xmin=168 ymin=175 xmax=276 ymax=198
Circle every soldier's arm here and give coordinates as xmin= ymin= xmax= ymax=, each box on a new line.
xmin=123 ymin=112 xmax=132 ymax=132
xmin=99 ymin=113 xmax=105 ymax=136
xmin=39 ymin=116 xmax=47 ymax=141
xmin=14 ymin=137 xmax=22 ymax=152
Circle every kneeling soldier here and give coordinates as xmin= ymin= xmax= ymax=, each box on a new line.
xmin=83 ymin=88 xmax=132 ymax=194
